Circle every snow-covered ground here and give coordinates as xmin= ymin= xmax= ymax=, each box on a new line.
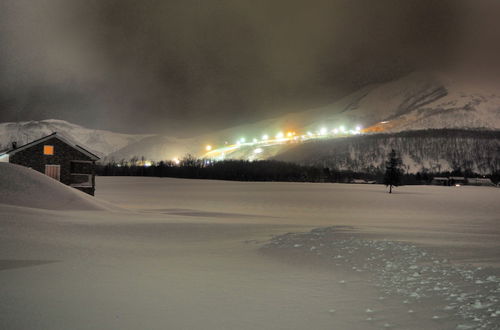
xmin=1 ymin=167 xmax=499 ymax=329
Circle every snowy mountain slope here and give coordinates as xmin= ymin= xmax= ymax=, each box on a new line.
xmin=103 ymin=135 xmax=198 ymax=163
xmin=299 ymin=71 xmax=500 ymax=133
xmin=272 ymin=129 xmax=500 ymax=174
xmin=0 ymin=71 xmax=498 ymax=163
xmin=194 ymin=71 xmax=500 ymax=160
xmin=395 ymin=90 xmax=500 ymax=131
xmin=299 ymin=72 xmax=449 ymax=130
xmin=190 ymin=71 xmax=500 ymax=173
xmin=0 ymin=119 xmax=152 ymax=157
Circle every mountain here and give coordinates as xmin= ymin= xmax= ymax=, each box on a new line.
xmin=0 ymin=119 xmax=201 ymax=161
xmin=104 ymin=135 xmax=198 ymax=163
xmin=277 ymin=71 xmax=500 ymax=134
xmin=196 ymin=71 xmax=500 ymax=172
xmin=0 ymin=71 xmax=499 ymax=172
xmin=274 ymin=130 xmax=500 ymax=175
xmin=0 ymin=119 xmax=151 ymax=157
xmin=198 ymin=71 xmax=500 ymax=154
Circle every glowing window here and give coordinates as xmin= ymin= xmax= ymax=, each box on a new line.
xmin=43 ymin=145 xmax=54 ymax=155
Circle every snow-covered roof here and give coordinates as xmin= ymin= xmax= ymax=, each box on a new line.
xmin=1 ymin=132 xmax=100 ymax=160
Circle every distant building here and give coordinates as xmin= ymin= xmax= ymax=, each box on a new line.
xmin=0 ymin=132 xmax=99 ymax=195
xmin=467 ymin=178 xmax=495 ymax=186
xmin=349 ymin=179 xmax=377 ymax=184
xmin=449 ymin=176 xmax=466 ymax=186
xmin=431 ymin=177 xmax=449 ymax=186
xmin=431 ymin=176 xmax=496 ymax=187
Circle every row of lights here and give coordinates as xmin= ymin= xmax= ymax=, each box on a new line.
xmin=205 ymin=125 xmax=363 ymax=153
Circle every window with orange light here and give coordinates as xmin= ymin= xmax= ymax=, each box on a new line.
xmin=43 ymin=145 xmax=54 ymax=155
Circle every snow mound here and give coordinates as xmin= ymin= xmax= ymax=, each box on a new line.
xmin=0 ymin=163 xmax=111 ymax=210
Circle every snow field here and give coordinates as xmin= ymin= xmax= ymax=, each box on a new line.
xmin=263 ymin=227 xmax=500 ymax=329
xmin=0 ymin=169 xmax=499 ymax=329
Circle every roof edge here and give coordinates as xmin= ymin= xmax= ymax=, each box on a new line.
xmin=4 ymin=132 xmax=100 ymax=160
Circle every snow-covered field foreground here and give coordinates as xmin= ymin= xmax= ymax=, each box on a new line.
xmin=1 ymin=166 xmax=499 ymax=329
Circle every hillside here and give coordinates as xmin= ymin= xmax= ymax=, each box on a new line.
xmin=200 ymin=71 xmax=500 ymax=148
xmin=99 ymin=71 xmax=500 ymax=163
xmin=0 ymin=119 xmax=151 ymax=157
xmin=103 ymin=135 xmax=198 ymax=163
xmin=0 ymin=71 xmax=499 ymax=170
xmin=273 ymin=129 xmax=500 ymax=175
xmin=308 ymin=72 xmax=500 ymax=133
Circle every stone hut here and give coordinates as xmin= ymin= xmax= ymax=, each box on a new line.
xmin=0 ymin=132 xmax=100 ymax=195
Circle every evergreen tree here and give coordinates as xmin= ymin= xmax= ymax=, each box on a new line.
xmin=384 ymin=149 xmax=403 ymax=193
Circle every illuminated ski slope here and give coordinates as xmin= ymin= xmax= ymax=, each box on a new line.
xmin=203 ymin=124 xmax=367 ymax=160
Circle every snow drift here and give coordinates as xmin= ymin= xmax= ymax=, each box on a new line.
xmin=0 ymin=163 xmax=110 ymax=210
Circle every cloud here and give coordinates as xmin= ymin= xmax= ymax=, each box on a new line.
xmin=0 ymin=0 xmax=497 ymax=134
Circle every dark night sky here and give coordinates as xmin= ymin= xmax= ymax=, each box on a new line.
xmin=0 ymin=0 xmax=499 ymax=135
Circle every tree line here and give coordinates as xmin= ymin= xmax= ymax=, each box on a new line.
xmin=96 ymin=154 xmax=500 ymax=185
xmin=274 ymin=129 xmax=500 ymax=175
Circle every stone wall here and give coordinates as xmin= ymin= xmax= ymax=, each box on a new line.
xmin=9 ymin=137 xmax=97 ymax=195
